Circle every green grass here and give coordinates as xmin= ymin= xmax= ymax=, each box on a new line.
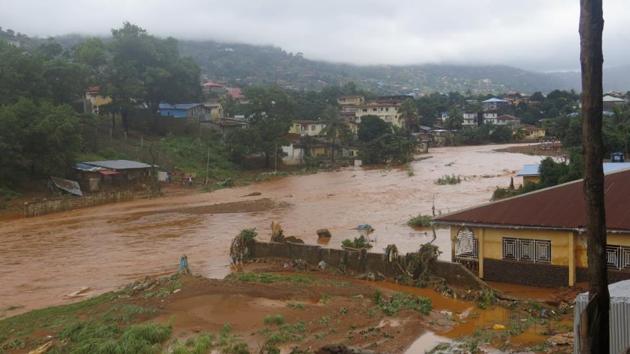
xmin=406 ymin=214 xmax=433 ymax=228
xmin=373 ymin=291 xmax=432 ymax=316
xmin=341 ymin=236 xmax=372 ymax=249
xmin=0 ymin=288 xmax=167 ymax=353
xmin=263 ymin=314 xmax=285 ymax=326
xmin=435 ymin=174 xmax=462 ymax=185
xmin=259 ymin=321 xmax=307 ymax=345
xmin=230 ymin=272 xmax=313 ymax=284
xmin=170 ymin=325 xmax=248 ymax=354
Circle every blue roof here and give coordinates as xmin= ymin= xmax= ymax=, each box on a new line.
xmin=516 ymin=162 xmax=630 ymax=177
xmin=158 ymin=103 xmax=201 ymax=110
xmin=516 ymin=164 xmax=540 ymax=176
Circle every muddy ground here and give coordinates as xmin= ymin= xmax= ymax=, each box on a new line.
xmin=0 ymin=144 xmax=546 ymax=318
xmin=0 ymin=262 xmax=575 ymax=354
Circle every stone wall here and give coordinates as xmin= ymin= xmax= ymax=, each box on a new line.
xmin=24 ymin=191 xmax=158 ymax=217
xmin=250 ymin=241 xmax=487 ymax=290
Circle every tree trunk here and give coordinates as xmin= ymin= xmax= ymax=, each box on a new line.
xmin=121 ymin=108 xmax=129 ymax=134
xmin=579 ymin=1 xmax=609 ymax=353
xmin=331 ymin=136 xmax=336 ymax=165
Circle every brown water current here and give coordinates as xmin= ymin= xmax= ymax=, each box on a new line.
xmin=0 ymin=144 xmax=542 ymax=316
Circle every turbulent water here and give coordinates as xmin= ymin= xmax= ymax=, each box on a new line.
xmin=0 ymin=144 xmax=542 ymax=315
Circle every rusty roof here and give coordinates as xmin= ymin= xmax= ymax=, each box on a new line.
xmin=433 ymin=168 xmax=630 ymax=233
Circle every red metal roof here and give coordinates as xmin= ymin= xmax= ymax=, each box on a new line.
xmin=434 ymin=169 xmax=630 ymax=232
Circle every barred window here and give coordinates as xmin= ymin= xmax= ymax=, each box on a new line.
xmin=503 ymin=238 xmax=517 ymax=260
xmin=607 ymin=245 xmax=630 ymax=270
xmin=455 ymin=228 xmax=478 ymax=259
xmin=502 ymin=238 xmax=551 ymax=263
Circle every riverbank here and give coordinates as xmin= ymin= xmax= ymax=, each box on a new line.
xmin=0 ymin=144 xmax=544 ymax=318
xmin=0 ymin=262 xmax=574 ymax=354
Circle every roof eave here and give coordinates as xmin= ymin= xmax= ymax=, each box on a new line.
xmin=432 ymin=220 xmax=630 ymax=235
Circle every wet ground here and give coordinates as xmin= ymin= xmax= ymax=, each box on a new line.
xmin=0 ymin=144 xmax=543 ymax=317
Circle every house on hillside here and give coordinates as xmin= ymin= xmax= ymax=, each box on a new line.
xmin=337 ymin=95 xmax=365 ymax=106
xmin=355 ymin=97 xmax=406 ymax=128
xmin=289 ymin=120 xmax=327 ymax=137
xmin=83 ymin=86 xmax=112 ymax=115
xmin=75 ymin=160 xmax=154 ymax=192
xmin=462 ymin=112 xmax=479 ymax=127
xmin=520 ymin=124 xmax=546 ymax=140
xmin=433 ymin=169 xmax=630 ymax=288
xmin=495 ymin=114 xmax=520 ymax=127
xmin=603 ymin=95 xmax=626 ymax=111
xmin=158 ymin=103 xmax=210 ymax=121
xmin=481 ymin=112 xmax=498 ymax=125
xmin=482 ymin=97 xmax=509 ymax=112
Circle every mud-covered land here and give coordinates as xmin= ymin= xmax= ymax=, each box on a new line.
xmin=0 ymin=262 xmax=575 ymax=354
xmin=494 ymin=143 xmax=565 ymax=157
xmin=0 ymin=144 xmax=544 ymax=318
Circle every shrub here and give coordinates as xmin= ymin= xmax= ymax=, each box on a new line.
xmin=374 ymin=292 xmax=432 ymax=316
xmin=435 ymin=174 xmax=461 ymax=185
xmin=341 ymin=236 xmax=372 ymax=249
xmin=407 ymin=214 xmax=432 ymax=228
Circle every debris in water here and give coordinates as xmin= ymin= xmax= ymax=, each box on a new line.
xmin=547 ymin=332 xmax=573 ymax=346
xmin=64 ymin=287 xmax=90 ymax=299
xmin=317 ymin=228 xmax=332 ymax=244
xmin=242 ymin=191 xmax=262 ymax=197
xmin=230 ymin=228 xmax=257 ymax=265
xmin=492 ymin=324 xmax=506 ymax=330
xmin=270 ymin=221 xmax=304 ymax=243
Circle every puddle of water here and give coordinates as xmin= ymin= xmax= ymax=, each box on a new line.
xmin=405 ymin=331 xmax=451 ymax=353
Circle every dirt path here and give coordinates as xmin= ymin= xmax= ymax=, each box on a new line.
xmin=0 ymin=144 xmax=543 ymax=317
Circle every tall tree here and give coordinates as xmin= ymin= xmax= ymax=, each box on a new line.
xmin=399 ymin=98 xmax=418 ymax=132
xmin=320 ymin=105 xmax=345 ymax=165
xmin=579 ymin=0 xmax=609 ymax=352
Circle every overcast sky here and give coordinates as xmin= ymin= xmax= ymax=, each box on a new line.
xmin=1 ymin=0 xmax=628 ymax=71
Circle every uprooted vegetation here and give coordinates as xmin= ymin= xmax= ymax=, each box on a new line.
xmin=341 ymin=235 xmax=372 ymax=249
xmin=435 ymin=174 xmax=462 ymax=185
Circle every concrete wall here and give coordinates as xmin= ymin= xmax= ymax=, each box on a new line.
xmin=24 ymin=191 xmax=157 ymax=217
xmin=250 ymin=241 xmax=486 ymax=290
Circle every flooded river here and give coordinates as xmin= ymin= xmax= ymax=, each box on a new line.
xmin=0 ymin=144 xmax=542 ymax=316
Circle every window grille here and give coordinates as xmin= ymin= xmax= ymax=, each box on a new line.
xmin=607 ymin=245 xmax=630 ymax=270
xmin=502 ymin=238 xmax=551 ymax=263
xmin=455 ymin=228 xmax=478 ymax=259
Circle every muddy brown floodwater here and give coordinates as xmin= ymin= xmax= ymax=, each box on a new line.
xmin=0 ymin=144 xmax=542 ymax=317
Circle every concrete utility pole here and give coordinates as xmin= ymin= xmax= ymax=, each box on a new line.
xmin=579 ymin=0 xmax=609 ymax=352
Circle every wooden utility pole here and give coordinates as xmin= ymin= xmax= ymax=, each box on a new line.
xmin=579 ymin=0 xmax=609 ymax=352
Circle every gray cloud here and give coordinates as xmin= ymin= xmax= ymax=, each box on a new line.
xmin=1 ymin=0 xmax=628 ymax=71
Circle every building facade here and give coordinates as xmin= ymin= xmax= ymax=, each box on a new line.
xmin=434 ymin=169 xmax=630 ymax=287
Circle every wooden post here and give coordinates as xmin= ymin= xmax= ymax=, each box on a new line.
xmin=478 ymin=228 xmax=485 ymax=279
xmin=568 ymin=231 xmax=575 ymax=287
xmin=579 ymin=0 xmax=610 ymax=352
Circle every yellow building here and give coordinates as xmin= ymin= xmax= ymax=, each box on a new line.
xmin=84 ymin=86 xmax=112 ymax=114
xmin=289 ymin=120 xmax=327 ymax=137
xmin=434 ymin=169 xmax=630 ymax=288
xmin=355 ymin=102 xmax=403 ymax=128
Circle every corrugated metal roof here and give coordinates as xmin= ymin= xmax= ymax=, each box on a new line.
xmin=517 ymin=162 xmax=630 ymax=177
xmin=434 ymin=169 xmax=630 ymax=232
xmin=603 ymin=95 xmax=626 ymax=102
xmin=482 ymin=97 xmax=508 ymax=103
xmin=516 ymin=164 xmax=540 ymax=176
xmin=158 ymin=103 xmax=202 ymax=110
xmin=50 ymin=176 xmax=83 ymax=196
xmin=84 ymin=160 xmax=152 ymax=170
xmin=74 ymin=163 xmax=104 ymax=172
xmin=574 ymin=280 xmax=630 ymax=354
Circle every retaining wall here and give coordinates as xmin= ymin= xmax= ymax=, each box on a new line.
xmin=250 ymin=241 xmax=487 ymax=290
xmin=24 ymin=190 xmax=158 ymax=217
